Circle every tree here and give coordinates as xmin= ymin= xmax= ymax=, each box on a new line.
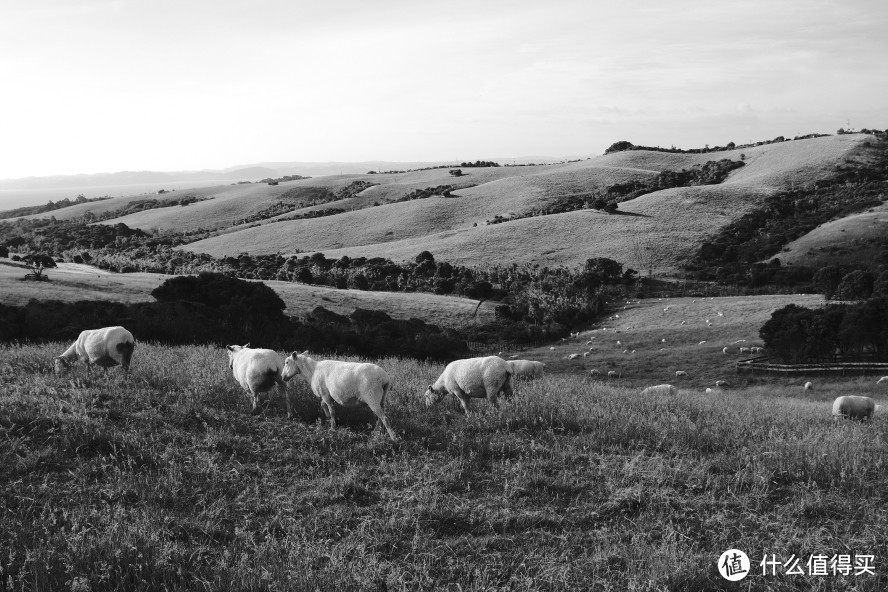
xmin=464 ymin=280 xmax=495 ymax=319
xmin=835 ymin=270 xmax=875 ymax=301
xmin=604 ymin=141 xmax=634 ymax=154
xmin=449 ymin=169 xmax=463 ymax=177
xmin=415 ymin=251 xmax=435 ymax=264
xmin=813 ymin=265 xmax=845 ymax=298
xmin=22 ymin=253 xmax=56 ymax=280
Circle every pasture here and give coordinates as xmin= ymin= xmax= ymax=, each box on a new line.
xmin=0 ymin=260 xmax=497 ymax=329
xmin=1 ymin=342 xmax=887 ymax=590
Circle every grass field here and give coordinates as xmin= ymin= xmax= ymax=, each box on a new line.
xmin=0 ymin=260 xmax=496 ymax=329
xmin=770 ymin=200 xmax=888 ymax=268
xmin=2 ymin=342 xmax=887 ymax=590
xmin=178 ymin=135 xmax=872 ymax=272
xmin=507 ymin=293 xmax=828 ymax=386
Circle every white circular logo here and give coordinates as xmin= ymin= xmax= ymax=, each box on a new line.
xmin=718 ymin=549 xmax=750 ymax=581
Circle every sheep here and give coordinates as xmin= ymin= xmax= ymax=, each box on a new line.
xmin=507 ymin=359 xmax=545 ymax=379
xmin=698 ymin=341 xmax=707 ymax=345
xmin=640 ymin=384 xmax=677 ymax=396
xmin=567 ymin=353 xmax=581 ymax=360
xmin=549 ymin=346 xmax=555 ymax=351
xmin=425 ymin=356 xmax=513 ymax=414
xmin=54 ymin=326 xmax=135 ymax=376
xmin=583 ymin=352 xmax=590 ymax=357
xmin=607 ymin=370 xmax=619 ymax=378
xmin=586 ymin=339 xmax=595 ymax=345
xmin=705 ymin=388 xmax=713 ymax=393
xmin=227 ymin=344 xmax=290 ymax=418
xmin=680 ymin=321 xmax=686 ymax=326
xmin=804 ymin=381 xmax=814 ymax=391
xmin=750 ymin=346 xmax=763 ymax=353
xmin=877 ymin=376 xmax=888 ymax=384
xmin=282 ymin=350 xmax=397 ymax=441
xmin=715 ymin=380 xmax=730 ymax=388
xmin=722 ymin=347 xmax=729 ymax=355
xmin=589 ymin=369 xmax=601 ymax=376
xmin=739 ymin=347 xmax=751 ymax=354
xmin=832 ymin=395 xmax=875 ymax=421
xmin=675 ymin=370 xmax=688 ymax=378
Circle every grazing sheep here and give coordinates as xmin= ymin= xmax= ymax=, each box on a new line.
xmin=877 ymin=376 xmax=888 ymax=384
xmin=586 ymin=339 xmax=595 ymax=345
xmin=616 ymin=340 xmax=622 ymax=346
xmin=640 ymin=384 xmax=678 ymax=396
xmin=54 ymin=326 xmax=135 ymax=376
xmin=705 ymin=388 xmax=713 ymax=393
xmin=722 ymin=347 xmax=729 ymax=355
xmin=715 ymin=380 xmax=730 ymax=388
xmin=607 ymin=370 xmax=619 ymax=378
xmin=589 ymin=369 xmax=601 ymax=376
xmin=739 ymin=347 xmax=751 ymax=354
xmin=425 ymin=356 xmax=513 ymax=414
xmin=583 ymin=352 xmax=590 ymax=357
xmin=282 ymin=350 xmax=397 ymax=441
xmin=832 ymin=395 xmax=875 ymax=421
xmin=698 ymin=341 xmax=707 ymax=345
xmin=567 ymin=353 xmax=581 ymax=360
xmin=549 ymin=346 xmax=555 ymax=351
xmin=717 ymin=312 xmax=724 ymax=317
xmin=227 ymin=344 xmax=290 ymax=418
xmin=680 ymin=321 xmax=686 ymax=325
xmin=804 ymin=381 xmax=813 ymax=391
xmin=675 ymin=370 xmax=687 ymax=378
xmin=507 ymin=359 xmax=545 ymax=379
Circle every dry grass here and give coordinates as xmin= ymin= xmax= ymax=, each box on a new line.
xmin=0 ymin=259 xmax=494 ymax=329
xmin=1 ymin=341 xmax=887 ymax=590
xmin=770 ymin=200 xmax=888 ymax=268
xmin=179 ymin=135 xmax=872 ymax=272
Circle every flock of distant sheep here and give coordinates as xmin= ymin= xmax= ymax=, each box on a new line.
xmin=51 ymin=326 xmax=887 ymax=442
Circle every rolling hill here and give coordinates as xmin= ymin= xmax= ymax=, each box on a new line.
xmin=165 ymin=134 xmax=871 ymax=272
xmin=0 ymin=260 xmax=497 ymax=329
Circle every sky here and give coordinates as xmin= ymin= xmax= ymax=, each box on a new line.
xmin=1 ymin=0 xmax=886 ymax=180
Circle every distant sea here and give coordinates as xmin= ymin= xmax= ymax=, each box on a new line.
xmin=0 ymin=180 xmax=231 ymax=210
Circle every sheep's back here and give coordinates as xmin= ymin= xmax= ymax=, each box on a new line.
xmin=313 ymin=360 xmax=389 ymax=405
xmin=439 ymin=356 xmax=510 ymax=394
xmin=233 ymin=349 xmax=283 ymax=391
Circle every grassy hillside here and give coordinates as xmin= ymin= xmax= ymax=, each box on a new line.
xmin=769 ymin=200 xmax=888 ymax=268
xmin=178 ymin=135 xmax=871 ymax=272
xmin=0 ymin=260 xmax=496 ymax=329
xmin=1 ymin=342 xmax=886 ymax=590
xmin=498 ymin=293 xmax=826 ymax=386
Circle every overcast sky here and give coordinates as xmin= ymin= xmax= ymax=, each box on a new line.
xmin=1 ymin=0 xmax=885 ymax=179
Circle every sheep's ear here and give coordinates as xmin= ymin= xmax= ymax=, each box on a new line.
xmin=226 ymin=345 xmax=235 ymax=351
xmin=301 ymin=350 xmax=309 ymax=356
xmin=243 ymin=343 xmax=251 ymax=349
xmin=290 ymin=351 xmax=299 ymax=358
xmin=427 ymin=384 xmax=433 ymax=391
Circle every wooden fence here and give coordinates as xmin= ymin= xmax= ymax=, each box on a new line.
xmin=737 ymin=356 xmax=888 ymax=376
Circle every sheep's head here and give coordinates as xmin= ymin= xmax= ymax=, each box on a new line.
xmin=424 ymin=385 xmax=445 ymax=408
xmin=281 ymin=350 xmax=309 ymax=382
xmin=53 ymin=356 xmax=69 ymax=376
xmin=225 ymin=343 xmax=249 ymax=369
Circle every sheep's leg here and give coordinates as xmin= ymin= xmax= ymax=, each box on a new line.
xmin=365 ymin=392 xmax=398 ymax=442
xmin=453 ymin=390 xmax=471 ymax=414
xmin=501 ymin=377 xmax=514 ymax=400
xmin=249 ymin=389 xmax=261 ymax=415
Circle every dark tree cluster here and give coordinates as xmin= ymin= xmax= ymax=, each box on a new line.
xmin=603 ymin=133 xmax=835 ymax=156
xmin=760 ymin=298 xmax=888 ymax=363
xmin=459 ymin=161 xmax=500 ymax=168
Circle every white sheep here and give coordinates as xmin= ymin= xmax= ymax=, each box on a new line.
xmin=640 ymin=384 xmax=678 ymax=396
xmin=698 ymin=341 xmax=707 ymax=345
xmin=583 ymin=352 xmax=590 ymax=357
xmin=282 ymin=350 xmax=397 ymax=441
xmin=425 ymin=356 xmax=513 ymax=414
xmin=54 ymin=326 xmax=135 ymax=376
xmin=675 ymin=370 xmax=688 ymax=378
xmin=507 ymin=359 xmax=545 ymax=379
xmin=804 ymin=381 xmax=813 ymax=391
xmin=607 ymin=370 xmax=619 ymax=378
xmin=832 ymin=395 xmax=875 ymax=421
xmin=227 ymin=344 xmax=290 ymax=417
xmin=589 ymin=369 xmax=601 ymax=376
xmin=567 ymin=353 xmax=581 ymax=360
xmin=680 ymin=321 xmax=686 ymax=326
xmin=705 ymin=388 xmax=713 ymax=393
xmin=549 ymin=346 xmax=555 ymax=351
xmin=739 ymin=347 xmax=751 ymax=354
xmin=715 ymin=380 xmax=730 ymax=388
xmin=877 ymin=376 xmax=888 ymax=384
xmin=722 ymin=347 xmax=728 ymax=355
